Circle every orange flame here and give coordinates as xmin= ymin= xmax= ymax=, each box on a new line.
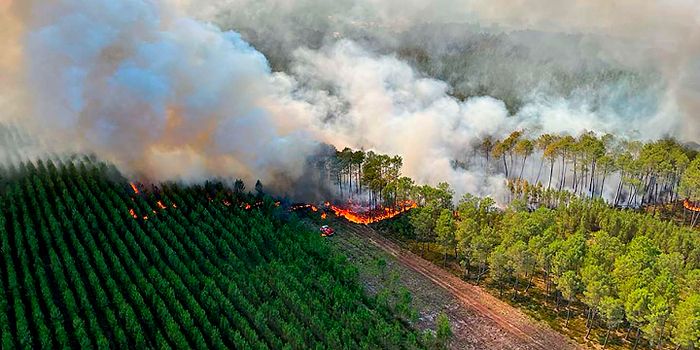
xmin=157 ymin=201 xmax=167 ymax=209
xmin=321 ymin=212 xmax=327 ymax=219
xmin=129 ymin=208 xmax=138 ymax=219
xmin=290 ymin=204 xmax=318 ymax=211
xmin=130 ymin=182 xmax=139 ymax=194
xmin=328 ymin=200 xmax=417 ymax=225
xmin=244 ymin=203 xmax=251 ymax=210
xmin=172 ymin=203 xmax=177 ymax=208
xmin=683 ymin=199 xmax=700 ymax=212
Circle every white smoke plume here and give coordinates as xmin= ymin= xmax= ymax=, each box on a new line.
xmin=1 ymin=0 xmax=697 ymax=201
xmin=191 ymin=0 xmax=698 ymax=139
xmin=4 ymin=0 xmax=319 ymax=185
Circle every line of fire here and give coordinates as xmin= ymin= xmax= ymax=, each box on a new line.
xmin=125 ymin=147 xmax=423 ymax=225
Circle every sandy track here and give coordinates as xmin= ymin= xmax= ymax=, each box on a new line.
xmin=337 ymin=222 xmax=582 ymax=350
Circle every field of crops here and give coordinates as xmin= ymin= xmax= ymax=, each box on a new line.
xmin=0 ymin=159 xmax=421 ymax=349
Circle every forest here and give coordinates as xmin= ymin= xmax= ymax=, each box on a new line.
xmin=391 ymin=192 xmax=699 ymax=349
xmin=316 ymin=132 xmax=700 ymax=349
xmin=320 ymin=131 xmax=700 ymax=227
xmin=0 ymin=158 xmax=424 ymax=349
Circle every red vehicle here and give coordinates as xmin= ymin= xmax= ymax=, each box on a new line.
xmin=320 ymin=225 xmax=335 ymax=237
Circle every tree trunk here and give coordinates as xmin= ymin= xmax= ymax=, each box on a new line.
xmin=585 ymin=309 xmax=596 ymax=339
xmin=536 ymin=156 xmax=545 ymax=184
xmin=632 ymin=327 xmax=641 ymax=350
xmin=548 ymin=160 xmax=554 ymax=190
xmin=565 ymin=300 xmax=572 ymax=327
xmin=559 ymin=156 xmax=566 ymax=191
xmin=519 ymin=155 xmax=528 ymax=181
xmin=572 ymin=157 xmax=577 ymax=192
xmin=503 ymin=155 xmax=509 ymax=178
xmin=524 ymin=275 xmax=533 ymax=294
xmin=589 ymin=160 xmax=596 ymax=197
xmin=625 ymin=325 xmax=633 ymax=340
xmin=585 ymin=307 xmax=592 ymax=329
xmin=603 ymin=328 xmax=611 ymax=348
xmin=585 ymin=324 xmax=592 ymax=340
xmin=600 ymin=170 xmax=608 ymax=199
xmin=614 ymin=173 xmax=624 ymax=206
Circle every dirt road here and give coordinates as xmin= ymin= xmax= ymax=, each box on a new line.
xmin=337 ymin=222 xmax=582 ymax=350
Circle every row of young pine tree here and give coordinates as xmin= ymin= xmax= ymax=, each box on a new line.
xmin=392 ymin=183 xmax=700 ymax=349
xmin=0 ymin=158 xmax=424 ymax=349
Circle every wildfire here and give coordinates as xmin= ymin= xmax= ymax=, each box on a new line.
xmin=290 ymin=204 xmax=318 ymax=211
xmin=321 ymin=212 xmax=327 ymax=219
xmin=129 ymin=208 xmax=138 ymax=219
xmin=157 ymin=201 xmax=167 ymax=209
xmin=683 ymin=199 xmax=700 ymax=212
xmin=328 ymin=200 xmax=417 ymax=225
xmin=129 ymin=182 xmax=139 ymax=194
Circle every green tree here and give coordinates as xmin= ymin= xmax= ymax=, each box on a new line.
xmin=557 ymin=271 xmax=582 ymax=327
xmin=435 ymin=312 xmax=452 ymax=349
xmin=599 ymin=297 xmax=625 ymax=348
xmin=625 ymin=288 xmax=653 ymax=350
xmin=514 ymin=138 xmax=534 ymax=181
xmin=410 ymin=205 xmax=438 ymax=257
xmin=671 ymin=293 xmax=700 ymax=350
xmin=436 ymin=209 xmax=456 ymax=266
xmin=680 ymin=157 xmax=700 ymax=227
xmin=489 ymin=245 xmax=512 ymax=296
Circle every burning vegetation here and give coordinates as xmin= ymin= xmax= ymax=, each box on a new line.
xmin=683 ymin=199 xmax=700 ymax=212
xmin=327 ymin=200 xmax=417 ymax=224
xmin=290 ymin=200 xmax=418 ymax=225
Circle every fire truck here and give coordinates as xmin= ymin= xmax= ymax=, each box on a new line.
xmin=320 ymin=225 xmax=335 ymax=237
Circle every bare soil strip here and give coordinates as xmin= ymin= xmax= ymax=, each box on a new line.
xmin=337 ymin=222 xmax=583 ymax=350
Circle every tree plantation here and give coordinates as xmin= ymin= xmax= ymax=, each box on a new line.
xmin=0 ymin=159 xmax=423 ymax=349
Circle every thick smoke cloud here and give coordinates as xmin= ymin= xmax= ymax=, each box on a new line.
xmin=1 ymin=0 xmax=697 ymax=202
xmin=10 ymin=0 xmax=318 ymax=185
xmin=192 ymin=0 xmax=698 ymax=139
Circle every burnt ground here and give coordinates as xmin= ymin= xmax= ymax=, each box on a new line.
xmin=328 ymin=220 xmax=584 ymax=350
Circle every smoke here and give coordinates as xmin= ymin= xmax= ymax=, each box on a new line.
xmin=5 ymin=0 xmax=321 ymax=187
xmin=1 ymin=0 xmax=697 ymax=201
xmin=194 ymin=0 xmax=697 ymax=139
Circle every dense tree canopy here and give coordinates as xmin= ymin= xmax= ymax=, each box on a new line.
xmin=0 ymin=159 xmax=423 ymax=349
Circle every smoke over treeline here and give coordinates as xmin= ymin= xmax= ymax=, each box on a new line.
xmin=0 ymin=0 xmax=697 ymax=200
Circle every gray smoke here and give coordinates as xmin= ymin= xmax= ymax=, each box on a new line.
xmin=1 ymin=0 xmax=697 ymax=202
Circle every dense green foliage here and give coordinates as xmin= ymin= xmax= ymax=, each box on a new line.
xmin=405 ymin=188 xmax=700 ymax=349
xmin=0 ymin=159 xmax=421 ymax=349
